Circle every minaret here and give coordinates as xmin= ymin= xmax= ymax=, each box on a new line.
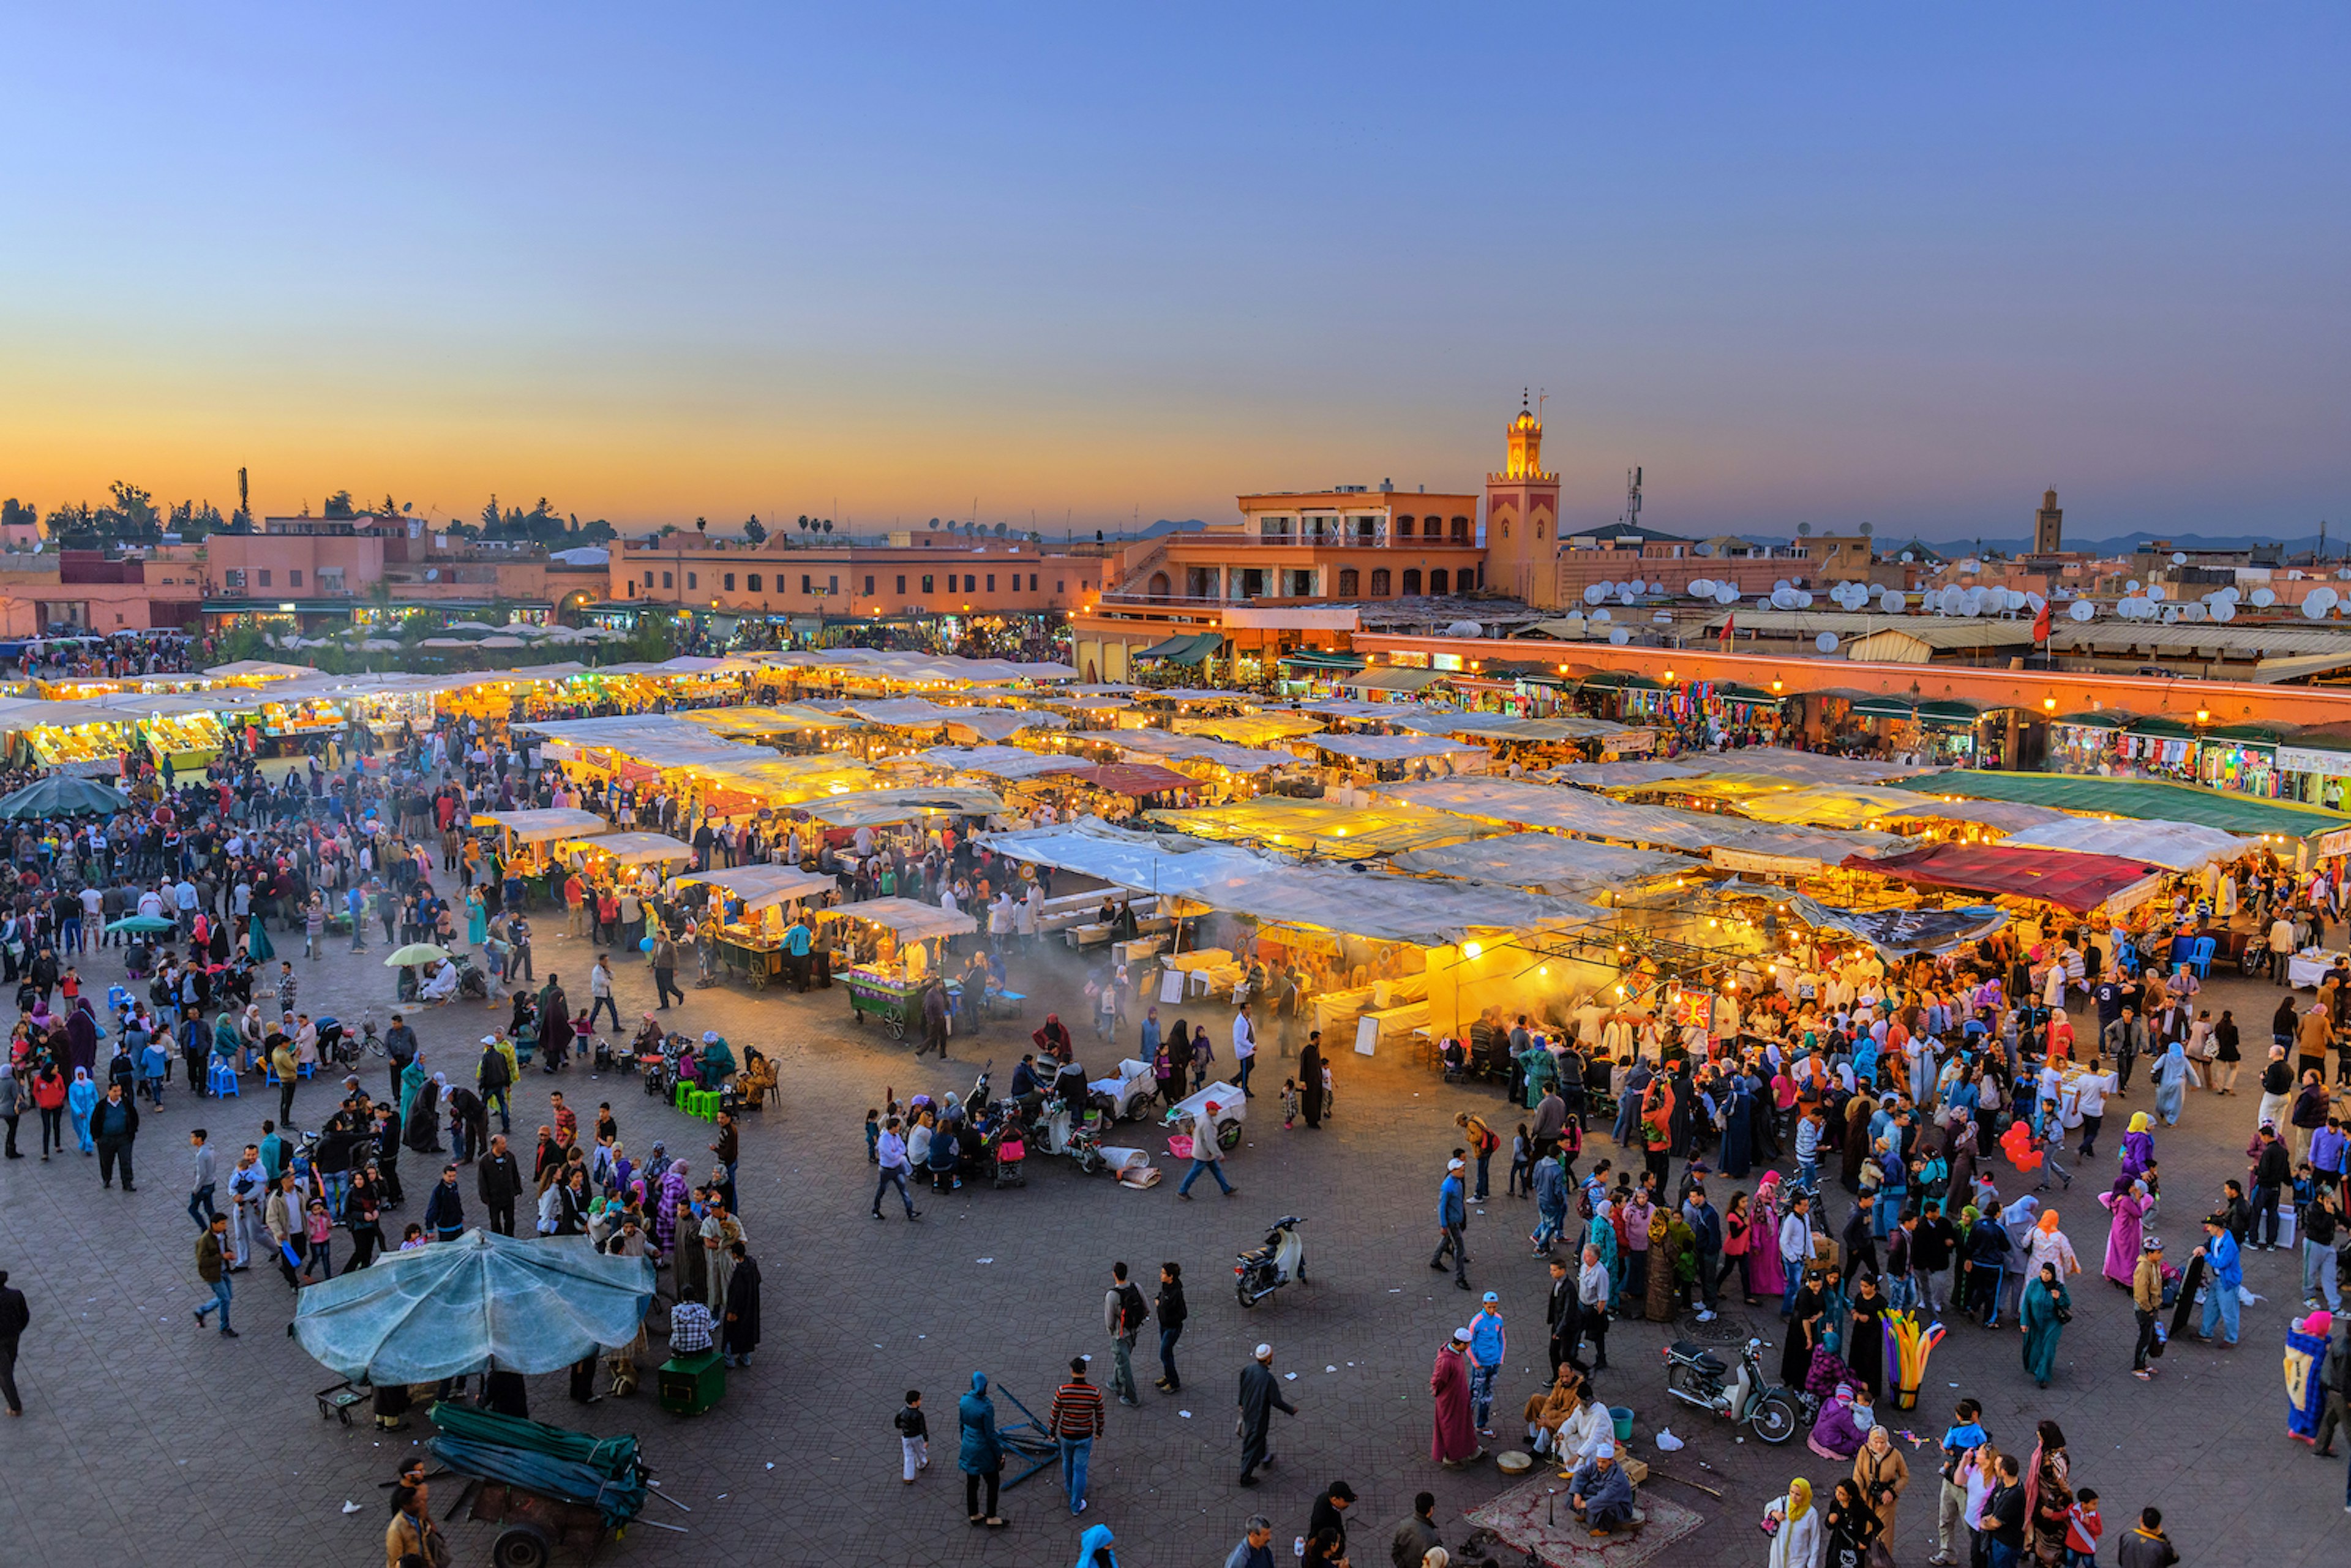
xmin=1485 ymin=392 xmax=1562 ymax=607
xmin=2033 ymin=489 xmax=2063 ymax=555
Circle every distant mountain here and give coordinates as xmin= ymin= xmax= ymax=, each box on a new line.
xmin=1139 ymin=518 xmax=1209 ymax=538
xmin=1734 ymin=528 xmax=2338 ymax=558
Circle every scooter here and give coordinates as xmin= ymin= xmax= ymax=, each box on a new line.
xmin=1234 ymin=1215 xmax=1308 ymax=1309
xmin=1659 ymin=1337 xmax=1800 ymax=1445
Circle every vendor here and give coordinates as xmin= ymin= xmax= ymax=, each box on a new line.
xmin=418 ymin=960 xmax=459 ymax=1004
xmin=697 ymin=1030 xmax=736 ymax=1092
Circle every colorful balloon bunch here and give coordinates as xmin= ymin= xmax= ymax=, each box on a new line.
xmin=1883 ymin=1309 xmax=1946 ymax=1399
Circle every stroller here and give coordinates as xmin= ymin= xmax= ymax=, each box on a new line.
xmin=984 ymin=1118 xmax=1027 ymax=1188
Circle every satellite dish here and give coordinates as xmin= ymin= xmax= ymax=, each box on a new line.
xmin=2146 ymin=583 xmax=2166 ymax=602
xmin=2069 ymin=599 xmax=2096 ymax=622
xmin=426 ymin=568 xmax=440 ymax=582
xmin=2315 ymin=587 xmax=2343 ymax=612
xmin=2306 ymin=598 xmax=2328 ymax=620
xmin=1608 ymin=628 xmax=1631 ymax=645
xmin=1900 ymin=552 xmax=1914 ymax=563
xmin=1815 ymin=632 xmax=1839 ymax=653
xmin=2006 ymin=590 xmax=2028 ymax=612
xmin=1648 ymin=581 xmax=1665 ymax=596
xmin=1689 ymin=579 xmax=1715 ymax=598
xmin=2026 ymin=591 xmax=2046 ymax=613
xmin=1795 ymin=590 xmax=1815 ymax=609
xmin=1652 ymin=610 xmax=1673 ymax=624
xmin=1591 ymin=607 xmax=1612 ymax=623
xmin=2181 ymin=602 xmax=2207 ymax=623
xmin=2213 ymin=601 xmax=2236 ymax=623
xmin=1584 ymin=583 xmax=1608 ymax=606
xmin=2161 ymin=606 xmax=2180 ymax=624
xmin=2126 ymin=580 xmax=2142 ymax=593
xmin=1717 ymin=587 xmax=1740 ymax=605
xmin=2337 ymin=568 xmax=2351 ymax=582
xmin=2252 ymin=587 xmax=2276 ymax=607
xmin=1771 ymin=587 xmax=1796 ymax=609
xmin=2171 ymin=552 xmax=2187 ymax=566
xmin=1774 ymin=580 xmax=1791 ymax=593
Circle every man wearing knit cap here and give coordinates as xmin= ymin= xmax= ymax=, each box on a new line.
xmin=1430 ymin=1157 xmax=1470 ymax=1290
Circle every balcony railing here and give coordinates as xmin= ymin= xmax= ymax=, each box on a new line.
xmin=1164 ymin=530 xmax=1480 ymax=550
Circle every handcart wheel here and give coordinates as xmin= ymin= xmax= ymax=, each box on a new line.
xmin=886 ymin=1012 xmax=906 ymax=1041
xmin=491 ymin=1523 xmax=552 ymax=1568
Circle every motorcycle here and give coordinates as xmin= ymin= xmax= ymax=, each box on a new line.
xmin=1659 ymin=1337 xmax=1800 ymax=1445
xmin=1234 ymin=1215 xmax=1308 ymax=1309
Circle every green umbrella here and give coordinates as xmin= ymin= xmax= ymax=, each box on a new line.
xmin=383 ymin=942 xmax=452 ymax=967
xmin=105 ymin=914 xmax=181 ymax=934
xmin=0 ymin=775 xmax=132 ymax=819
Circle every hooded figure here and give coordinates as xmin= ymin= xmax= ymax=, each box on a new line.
xmin=2097 ymin=1179 xmax=2148 ymax=1286
xmin=66 ymin=1067 xmax=99 ymax=1153
xmin=1073 ymin=1522 xmax=1119 ymax=1568
xmin=958 ymin=1371 xmax=1005 ymax=1525
xmin=2118 ymin=1112 xmax=2156 ymax=1180
xmin=1430 ymin=1331 xmax=1480 ymax=1465
xmin=405 ymin=1072 xmax=446 ymax=1153
xmin=66 ymin=1005 xmax=99 ymax=1076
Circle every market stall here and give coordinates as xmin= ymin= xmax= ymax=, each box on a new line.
xmin=671 ymin=863 xmax=841 ymax=988
xmin=1845 ymin=842 xmax=2165 ymax=915
xmin=473 ymin=808 xmax=614 ymax=899
xmin=823 ymin=897 xmax=978 ymax=1035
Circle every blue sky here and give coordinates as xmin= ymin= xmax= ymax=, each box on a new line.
xmin=2 ymin=4 xmax=2344 ymax=541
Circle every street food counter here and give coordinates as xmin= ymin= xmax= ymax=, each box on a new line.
xmin=820 ymin=896 xmax=978 ymax=1037
xmin=144 ymin=712 xmax=227 ymax=770
xmin=23 ymin=717 xmax=133 ymax=770
xmin=671 ymin=863 xmax=841 ymax=990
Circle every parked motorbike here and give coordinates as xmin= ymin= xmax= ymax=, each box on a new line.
xmin=1235 ymin=1215 xmax=1308 ymax=1309
xmin=1659 ymin=1337 xmax=1799 ymax=1444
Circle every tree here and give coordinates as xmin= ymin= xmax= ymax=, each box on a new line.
xmin=743 ymin=514 xmax=767 ymax=547
xmin=1 ymin=498 xmax=35 ymax=531
xmin=45 ymin=500 xmax=92 ymax=534
xmin=624 ymin=610 xmax=676 ymax=663
xmin=991 ymin=521 xmax=1007 ymax=538
xmin=695 ymin=516 xmax=708 ymax=536
xmin=659 ymin=523 xmax=678 ymax=536
xmin=381 ymin=493 xmax=399 ymax=519
xmin=822 ymin=519 xmax=833 ymax=535
xmin=480 ymin=495 xmax=502 ymax=533
xmin=323 ymin=489 xmax=356 ymax=519
xmin=97 ymin=480 xmax=161 ymax=536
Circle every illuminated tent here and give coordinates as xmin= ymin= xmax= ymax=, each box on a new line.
xmin=1849 ymin=843 xmax=2163 ymax=913
xmin=1143 ymin=798 xmax=1494 ymax=860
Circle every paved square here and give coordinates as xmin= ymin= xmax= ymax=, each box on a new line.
xmin=1 ymin=920 xmax=2345 ymax=1566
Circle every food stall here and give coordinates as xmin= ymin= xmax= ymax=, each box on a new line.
xmin=561 ymin=830 xmax=697 ymax=898
xmin=671 ymin=864 xmax=841 ymax=988
xmin=823 ymin=897 xmax=979 ymax=1036
xmin=141 ymin=709 xmax=228 ymax=771
xmin=472 ymin=808 xmax=613 ymax=901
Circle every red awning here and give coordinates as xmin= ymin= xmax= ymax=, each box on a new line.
xmin=1062 ymin=763 xmax=1197 ymax=798
xmin=1843 ymin=844 xmax=2161 ymax=913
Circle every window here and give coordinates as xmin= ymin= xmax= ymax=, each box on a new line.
xmin=257 ymin=569 xmax=272 ymax=587
xmin=896 ymin=574 xmax=907 ymax=594
xmin=1029 ymin=573 xmax=1038 ymax=591
xmin=828 ymin=574 xmax=838 ymax=593
xmin=288 ymin=569 xmax=303 ymax=587
xmin=986 ymin=574 xmax=996 ymax=591
xmin=687 ymin=572 xmax=697 ymax=590
xmin=1402 ymin=569 xmax=1422 ymax=595
xmin=318 ymin=568 xmax=345 ymax=593
xmin=1337 ymin=567 xmax=1359 ymax=595
xmin=724 ymin=572 xmax=735 ymax=591
xmin=964 ymin=574 xmax=977 ymax=593
xmin=747 ymin=573 xmax=762 ymax=592
xmin=661 ymin=571 xmax=673 ymax=589
xmin=801 ymin=575 xmax=812 ymax=594
xmin=1430 ymin=568 xmax=1450 ymax=594
xmin=1056 ymin=580 xmax=1064 ymax=593
xmin=223 ymin=569 xmax=246 ymax=590
xmin=1370 ymin=568 xmax=1390 ymax=596
xmin=1397 ymin=517 xmax=1414 ymax=538
xmin=921 ymin=574 xmax=934 ymax=593
xmin=643 ymin=571 xmax=653 ymax=587
xmin=1535 ymin=519 xmax=1547 ymax=540
xmin=1450 ymin=516 xmax=1471 ymax=543
xmin=1501 ymin=521 xmax=1510 ymax=538
xmin=864 ymin=575 xmax=875 ymax=594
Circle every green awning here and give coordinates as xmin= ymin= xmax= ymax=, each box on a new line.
xmin=1278 ymin=650 xmax=1367 ymax=672
xmin=1580 ymin=670 xmax=1637 ymax=690
xmin=1914 ymin=699 xmax=1983 ymax=726
xmin=1136 ymin=632 xmax=1223 ymax=664
xmin=1851 ymin=696 xmax=1916 ymax=721
xmin=2205 ymin=724 xmax=2283 ymax=748
xmin=2128 ymin=716 xmax=2198 ymax=740
xmin=2053 ymin=711 xmax=2129 ymax=730
xmin=1886 ymin=769 xmax=2351 ymax=839
xmin=1708 ymin=681 xmax=1785 ymax=705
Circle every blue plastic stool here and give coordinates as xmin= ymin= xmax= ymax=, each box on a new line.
xmin=210 ymin=1062 xmax=241 ymax=1097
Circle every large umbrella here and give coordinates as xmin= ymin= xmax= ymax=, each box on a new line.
xmin=383 ymin=943 xmax=452 ymax=967
xmin=247 ymin=920 xmax=276 ymax=962
xmin=105 ymin=914 xmax=180 ymax=934
xmin=293 ymin=1229 xmax=656 ymax=1382
xmin=0 ymin=776 xmax=132 ymax=819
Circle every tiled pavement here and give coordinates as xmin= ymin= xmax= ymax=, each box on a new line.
xmin=1 ymin=920 xmax=2345 ymax=1566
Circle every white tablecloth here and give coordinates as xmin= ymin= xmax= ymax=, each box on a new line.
xmin=2287 ymin=950 xmax=2342 ymax=989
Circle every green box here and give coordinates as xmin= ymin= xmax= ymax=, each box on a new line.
xmin=658 ymin=1349 xmax=726 ymax=1416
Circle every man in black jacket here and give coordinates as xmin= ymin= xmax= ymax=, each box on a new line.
xmin=478 ymin=1135 xmax=523 ymax=1236
xmin=89 ymin=1082 xmax=139 ymax=1191
xmin=424 ymin=1164 xmax=467 ymax=1242
xmin=0 ymin=1267 xmax=28 ymax=1416
xmin=477 ymin=1037 xmax=512 ymax=1133
xmin=383 ymin=1013 xmax=418 ymax=1108
xmin=1983 ymin=1454 xmax=2027 ymax=1568
xmin=2252 ymin=1123 xmax=2292 ymax=1250
xmin=1545 ymin=1257 xmax=1584 ymax=1378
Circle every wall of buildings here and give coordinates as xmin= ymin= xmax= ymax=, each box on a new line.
xmin=610 ymin=535 xmax=1109 ymax=618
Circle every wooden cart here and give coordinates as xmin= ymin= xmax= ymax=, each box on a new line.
xmin=454 ymin=1476 xmax=625 ymax=1568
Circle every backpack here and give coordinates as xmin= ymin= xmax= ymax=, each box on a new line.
xmin=1116 ymin=1281 xmax=1149 ymax=1335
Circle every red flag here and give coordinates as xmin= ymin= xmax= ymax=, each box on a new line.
xmin=2032 ymin=601 xmax=2051 ymax=642
xmin=1719 ymin=612 xmax=1735 ymax=645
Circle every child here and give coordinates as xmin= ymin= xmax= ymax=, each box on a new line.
xmin=1507 ymin=1123 xmax=1532 ymax=1198
xmin=1321 ymin=1057 xmax=1335 ymax=1121
xmin=2032 ymin=1100 xmax=2073 ymax=1191
xmin=2064 ymin=1487 xmax=2102 ymax=1568
xmin=1279 ymin=1078 xmax=1300 ymax=1130
xmin=894 ymin=1388 xmax=929 ymax=1483
xmin=139 ymin=1032 xmax=170 ymax=1107
xmin=304 ymin=1199 xmax=335 ymax=1282
xmin=865 ymin=1108 xmax=882 ymax=1165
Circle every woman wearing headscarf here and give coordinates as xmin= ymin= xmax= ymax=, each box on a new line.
xmin=2020 ymin=1419 xmax=2072 ymax=1564
xmin=1995 ymin=1195 xmax=2040 ymax=1325
xmin=653 ymin=1163 xmax=690 ymax=1258
xmin=1720 ymin=1071 xmax=1755 ymax=1178
xmin=1821 ymin=1477 xmax=1882 ymax=1568
xmin=1749 ymin=1172 xmax=1790 ymax=1304
xmin=65 ymin=1003 xmax=98 ymax=1077
xmin=2149 ymin=1037 xmax=2189 ymax=1127
xmin=1763 ymin=1477 xmax=1826 ymax=1568
xmin=1073 ymin=1521 xmax=1119 ymax=1568
xmin=406 ymin=1073 xmax=446 ymax=1154
xmin=1850 ymin=1423 xmax=1909 ymax=1547
xmin=2097 ymin=1177 xmax=2150 ymax=1287
xmin=1295 ymin=1032 xmax=1324 ymax=1129
xmin=959 ymin=1371 xmax=1007 ymax=1528
xmin=2020 ymin=1262 xmax=2071 ymax=1389
xmin=397 ymin=1051 xmax=429 ymax=1130
xmin=2117 ymin=1111 xmax=2156 ymax=1181
xmin=212 ymin=1008 xmax=242 ymax=1081
xmin=2027 ymin=1208 xmax=2080 ymax=1283
xmin=65 ymin=1067 xmax=98 ymax=1155
xmin=1843 ymin=1270 xmax=1888 ymax=1398
xmin=1584 ymin=1195 xmax=1621 ymax=1300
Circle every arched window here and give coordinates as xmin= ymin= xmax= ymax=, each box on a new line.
xmin=1535 ymin=519 xmax=1547 ymax=540
xmin=1402 ymin=569 xmax=1422 ymax=595
xmin=1337 ymin=567 xmax=1359 ymax=596
xmin=1397 ymin=516 xmax=1415 ymax=538
xmin=1370 ymin=568 xmax=1390 ymax=596
xmin=1501 ymin=521 xmax=1510 ymax=538
xmin=1450 ymin=516 xmax=1471 ymax=542
xmin=1430 ymin=568 xmax=1450 ymax=595
xmin=1146 ymin=571 xmax=1171 ymax=600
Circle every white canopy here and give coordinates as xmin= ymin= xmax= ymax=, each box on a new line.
xmin=1111 ymin=729 xmax=1300 ymax=773
xmin=562 ymin=831 xmax=695 ymax=866
xmin=1309 ymin=732 xmax=1490 ymax=765
xmin=792 ymin=787 xmax=1004 ymax=827
xmin=918 ymin=746 xmax=1093 ymax=782
xmin=672 ymin=863 xmax=841 ymax=910
xmin=473 ymin=808 xmax=612 ymax=844
xmin=1993 ymin=816 xmax=2245 ymax=872
xmin=1390 ymin=835 xmax=1691 ymax=897
xmin=821 ymin=896 xmax=977 ymax=940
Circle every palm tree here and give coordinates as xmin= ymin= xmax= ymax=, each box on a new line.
xmin=696 ymin=516 xmax=708 ymax=536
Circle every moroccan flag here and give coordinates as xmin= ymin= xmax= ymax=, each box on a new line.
xmin=2033 ymin=601 xmax=2052 ymax=642
xmin=1719 ymin=613 xmax=1735 ymax=646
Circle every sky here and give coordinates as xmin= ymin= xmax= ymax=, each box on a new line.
xmin=2 ymin=4 xmax=2345 ymax=542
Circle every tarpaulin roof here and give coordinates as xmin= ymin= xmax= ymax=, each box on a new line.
xmin=1059 ymin=763 xmax=1199 ymax=797
xmin=672 ymin=863 xmax=841 ymax=910
xmin=1172 ymin=712 xmax=1325 ymax=745
xmin=940 ymin=708 xmax=1070 ymax=743
xmin=981 ymin=818 xmax=1602 ymax=945
xmin=1344 ymin=666 xmax=1452 ymax=692
xmin=680 ymin=703 xmax=864 ymax=733
xmin=472 ymin=808 xmax=613 ymax=844
xmin=561 ymin=831 xmax=694 ymax=866
xmin=818 ymin=895 xmax=976 ymax=940
xmin=1736 ymin=784 xmax=1937 ymax=829
xmin=838 ymin=698 xmax=957 ymax=728
xmin=1991 ymin=816 xmax=2245 ymax=872
xmin=918 ymin=745 xmax=1094 ymax=782
xmin=1397 ymin=713 xmax=1627 ymax=743
xmin=1550 ymin=748 xmax=1931 ymax=790
xmin=1112 ymin=730 xmax=1302 ymax=773
xmin=1143 ymin=798 xmax=1494 ymax=860
xmin=1308 ymin=732 xmax=1492 ymax=763
xmin=792 ymin=787 xmax=1003 ymax=826
xmin=1783 ymin=892 xmax=2010 ymax=958
xmin=1875 ymin=798 xmax=2069 ymax=832
xmin=1888 ymin=770 xmax=2351 ymax=840
xmin=1847 ymin=842 xmax=2163 ymax=913
xmin=1389 ymin=834 xmax=1689 ymax=896
xmin=517 ymin=715 xmax=773 ymax=769
xmin=1136 ymin=632 xmax=1223 ymax=662
xmin=293 ymin=1230 xmax=656 ymax=1382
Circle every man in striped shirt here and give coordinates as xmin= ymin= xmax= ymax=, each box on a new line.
xmin=1048 ymin=1355 xmax=1105 ymax=1515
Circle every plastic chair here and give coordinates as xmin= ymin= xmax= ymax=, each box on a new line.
xmin=2116 ymin=939 xmax=2138 ymax=974
xmin=211 ymin=1062 xmax=241 ymax=1097
xmin=2188 ymin=937 xmax=2216 ymax=978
